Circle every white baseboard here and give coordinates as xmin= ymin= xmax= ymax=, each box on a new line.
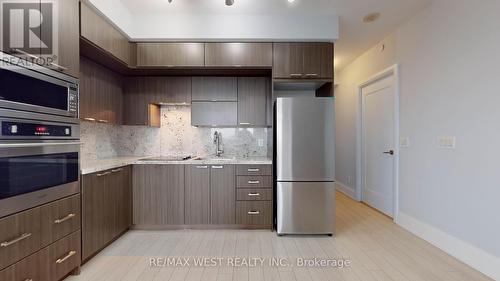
xmin=397 ymin=212 xmax=500 ymax=280
xmin=335 ymin=181 xmax=358 ymax=200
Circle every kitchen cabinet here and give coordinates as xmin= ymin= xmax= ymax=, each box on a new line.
xmin=136 ymin=43 xmax=205 ymax=67
xmin=48 ymin=230 xmax=81 ymax=281
xmin=192 ymin=77 xmax=238 ymax=101
xmin=0 ymin=247 xmax=49 ymax=281
xmin=80 ymin=3 xmax=133 ymax=66
xmin=133 ymin=165 xmax=185 ymax=225
xmin=237 ymin=77 xmax=270 ymax=127
xmin=79 ymin=57 xmax=123 ymax=125
xmin=205 ymin=43 xmax=272 ymax=67
xmin=82 ymin=166 xmax=131 ymax=261
xmin=273 ymin=42 xmax=333 ymax=79
xmin=191 ymin=102 xmax=238 ymax=127
xmin=236 ymin=201 xmax=272 ymax=225
xmin=40 ymin=194 xmax=80 ymax=247
xmin=185 ymin=165 xmax=211 ymax=225
xmin=210 ymin=165 xmax=236 ymax=225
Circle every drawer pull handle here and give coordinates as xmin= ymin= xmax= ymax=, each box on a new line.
xmin=111 ymin=168 xmax=123 ymax=173
xmin=97 ymin=171 xmax=111 ymax=177
xmin=248 ymin=180 xmax=260 ymax=184
xmin=305 ymin=73 xmax=318 ymax=77
xmin=97 ymin=119 xmax=109 ymax=123
xmin=83 ymin=117 xmax=96 ymax=122
xmin=247 ymin=168 xmax=260 ymax=172
xmin=239 ymin=122 xmax=251 ymax=125
xmin=24 ymin=279 xmax=33 ymax=281
xmin=290 ymin=73 xmax=303 ymax=78
xmin=212 ymin=166 xmax=224 ymax=169
xmin=248 ymin=211 xmax=260 ymax=215
xmin=1 ymin=233 xmax=32 ymax=247
xmin=54 ymin=213 xmax=76 ymax=224
xmin=248 ymin=193 xmax=260 ymax=196
xmin=196 ymin=165 xmax=208 ymax=169
xmin=56 ymin=250 xmax=77 ymax=264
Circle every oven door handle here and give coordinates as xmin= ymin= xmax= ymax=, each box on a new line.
xmin=0 ymin=142 xmax=82 ymax=148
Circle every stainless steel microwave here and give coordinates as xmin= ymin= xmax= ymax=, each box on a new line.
xmin=0 ymin=52 xmax=79 ymax=118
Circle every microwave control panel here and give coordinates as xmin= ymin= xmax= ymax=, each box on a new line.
xmin=2 ymin=121 xmax=72 ymax=137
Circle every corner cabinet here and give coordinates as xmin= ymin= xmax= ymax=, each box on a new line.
xmin=273 ymin=42 xmax=333 ymax=79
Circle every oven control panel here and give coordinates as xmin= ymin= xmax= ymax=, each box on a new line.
xmin=2 ymin=121 xmax=72 ymax=137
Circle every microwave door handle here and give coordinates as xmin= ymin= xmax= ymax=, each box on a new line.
xmin=0 ymin=142 xmax=82 ymax=148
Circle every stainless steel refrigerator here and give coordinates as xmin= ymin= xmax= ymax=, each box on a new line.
xmin=275 ymin=97 xmax=335 ymax=235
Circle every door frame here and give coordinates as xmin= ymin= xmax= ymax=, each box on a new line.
xmin=355 ymin=64 xmax=400 ymax=222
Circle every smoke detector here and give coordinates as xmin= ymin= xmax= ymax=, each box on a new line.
xmin=363 ymin=12 xmax=381 ymax=23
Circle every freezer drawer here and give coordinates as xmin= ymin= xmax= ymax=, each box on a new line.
xmin=277 ymin=182 xmax=335 ymax=235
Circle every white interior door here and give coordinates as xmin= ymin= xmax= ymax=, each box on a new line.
xmin=361 ymin=74 xmax=395 ymax=217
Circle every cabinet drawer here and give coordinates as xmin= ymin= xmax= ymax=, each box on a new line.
xmin=41 ymin=195 xmax=81 ymax=247
xmin=236 ymin=165 xmax=272 ymax=176
xmin=49 ymin=231 xmax=81 ymax=281
xmin=236 ymin=201 xmax=272 ymax=225
xmin=237 ymin=176 xmax=272 ymax=188
xmin=0 ymin=247 xmax=49 ymax=281
xmin=237 ymin=189 xmax=273 ymax=201
xmin=0 ymin=207 xmax=42 ymax=270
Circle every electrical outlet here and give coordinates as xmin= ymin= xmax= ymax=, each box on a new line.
xmin=438 ymin=136 xmax=456 ymax=149
xmin=258 ymin=139 xmax=264 ymax=147
xmin=400 ymin=137 xmax=410 ymax=148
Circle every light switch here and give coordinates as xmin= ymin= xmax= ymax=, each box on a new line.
xmin=438 ymin=136 xmax=456 ymax=149
xmin=400 ymin=137 xmax=410 ymax=148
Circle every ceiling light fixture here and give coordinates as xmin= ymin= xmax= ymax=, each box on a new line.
xmin=225 ymin=0 xmax=234 ymax=6
xmin=288 ymin=0 xmax=295 ymax=3
xmin=363 ymin=12 xmax=381 ymax=23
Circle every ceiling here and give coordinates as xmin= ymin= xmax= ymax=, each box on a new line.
xmin=114 ymin=0 xmax=433 ymax=70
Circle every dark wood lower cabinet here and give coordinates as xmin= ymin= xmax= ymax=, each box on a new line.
xmin=185 ymin=165 xmax=211 ymax=225
xmin=210 ymin=165 xmax=236 ymax=225
xmin=82 ymin=166 xmax=131 ymax=261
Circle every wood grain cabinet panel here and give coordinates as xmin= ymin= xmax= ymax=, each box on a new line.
xmin=0 ymin=207 xmax=42 ymax=270
xmin=0 ymin=247 xmax=50 ymax=281
xmin=236 ymin=176 xmax=272 ymax=189
xmin=185 ymin=165 xmax=211 ymax=225
xmin=236 ymin=165 xmax=272 ymax=176
xmin=205 ymin=43 xmax=272 ymax=67
xmin=48 ymin=230 xmax=81 ymax=281
xmin=237 ymin=77 xmax=269 ymax=127
xmin=192 ymin=77 xmax=238 ymax=101
xmin=210 ymin=165 xmax=235 ymax=225
xmin=236 ymin=201 xmax=272 ymax=225
xmin=80 ymin=3 xmax=112 ymax=52
xmin=236 ymin=189 xmax=273 ymax=201
xmin=136 ymin=43 xmax=205 ymax=67
xmin=133 ymin=165 xmax=185 ymax=225
xmin=303 ymin=43 xmax=333 ymax=79
xmin=81 ymin=171 xmax=106 ymax=261
xmin=40 ymin=195 xmax=81 ymax=247
xmin=273 ymin=42 xmax=333 ymax=79
xmin=273 ymin=43 xmax=304 ymax=79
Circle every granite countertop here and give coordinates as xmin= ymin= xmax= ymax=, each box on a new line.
xmin=81 ymin=156 xmax=272 ymax=175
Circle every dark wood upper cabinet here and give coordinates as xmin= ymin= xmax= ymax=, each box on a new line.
xmin=136 ymin=43 xmax=205 ymax=67
xmin=210 ymin=165 xmax=236 ymax=225
xmin=237 ymin=77 xmax=270 ymax=127
xmin=150 ymin=77 xmax=192 ymax=104
xmin=185 ymin=165 xmax=211 ymax=225
xmin=191 ymin=77 xmax=237 ymax=101
xmin=123 ymin=78 xmax=152 ymax=126
xmin=205 ymin=43 xmax=272 ymax=67
xmin=273 ymin=42 xmax=333 ymax=79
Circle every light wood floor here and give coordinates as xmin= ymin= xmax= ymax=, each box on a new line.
xmin=66 ymin=192 xmax=491 ymax=281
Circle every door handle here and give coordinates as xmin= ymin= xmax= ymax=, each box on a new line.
xmin=383 ymin=150 xmax=394 ymax=155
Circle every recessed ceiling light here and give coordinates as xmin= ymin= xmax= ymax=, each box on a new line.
xmin=288 ymin=0 xmax=295 ymax=3
xmin=363 ymin=12 xmax=381 ymax=23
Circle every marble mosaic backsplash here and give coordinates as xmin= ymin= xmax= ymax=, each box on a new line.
xmin=81 ymin=106 xmax=269 ymax=162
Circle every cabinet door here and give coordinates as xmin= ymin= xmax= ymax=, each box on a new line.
xmin=205 ymin=43 xmax=272 ymax=67
xmin=123 ymin=78 xmax=149 ymax=125
xmin=191 ymin=102 xmax=238 ymax=127
xmin=237 ymin=77 xmax=269 ymax=127
xmin=136 ymin=43 xmax=204 ymax=67
xmin=80 ymin=3 xmax=112 ymax=52
xmin=109 ymin=166 xmax=131 ymax=235
xmin=151 ymin=77 xmax=192 ymax=105
xmin=81 ymin=172 xmax=106 ymax=261
xmin=49 ymin=0 xmax=79 ymax=77
xmin=133 ymin=165 xmax=185 ymax=225
xmin=0 ymin=247 xmax=50 ymax=281
xmin=273 ymin=43 xmax=304 ymax=79
xmin=185 ymin=165 xmax=211 ymax=224
xmin=303 ymin=43 xmax=333 ymax=79
xmin=192 ymin=77 xmax=237 ymax=101
xmin=210 ymin=165 xmax=235 ymax=224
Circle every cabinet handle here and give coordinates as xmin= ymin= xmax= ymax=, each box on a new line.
xmin=290 ymin=73 xmax=303 ymax=78
xmin=111 ymin=168 xmax=123 ymax=173
xmin=97 ymin=119 xmax=109 ymax=123
xmin=49 ymin=62 xmax=68 ymax=71
xmin=83 ymin=117 xmax=96 ymax=122
xmin=248 ymin=211 xmax=260 ymax=215
xmin=56 ymin=250 xmax=76 ymax=264
xmin=0 ymin=233 xmax=32 ymax=247
xmin=24 ymin=279 xmax=33 ymax=281
xmin=305 ymin=73 xmax=318 ymax=77
xmin=239 ymin=122 xmax=251 ymax=125
xmin=248 ymin=180 xmax=260 ymax=184
xmin=196 ymin=165 xmax=208 ymax=169
xmin=54 ymin=213 xmax=76 ymax=224
xmin=247 ymin=168 xmax=260 ymax=172
xmin=211 ymin=166 xmax=224 ymax=169
xmin=96 ymin=171 xmax=111 ymax=177
xmin=13 ymin=48 xmax=39 ymax=59
xmin=248 ymin=193 xmax=260 ymax=196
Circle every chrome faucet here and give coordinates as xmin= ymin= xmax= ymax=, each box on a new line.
xmin=214 ymin=131 xmax=224 ymax=157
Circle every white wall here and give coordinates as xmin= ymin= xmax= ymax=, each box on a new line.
xmin=335 ymin=0 xmax=500 ymax=278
